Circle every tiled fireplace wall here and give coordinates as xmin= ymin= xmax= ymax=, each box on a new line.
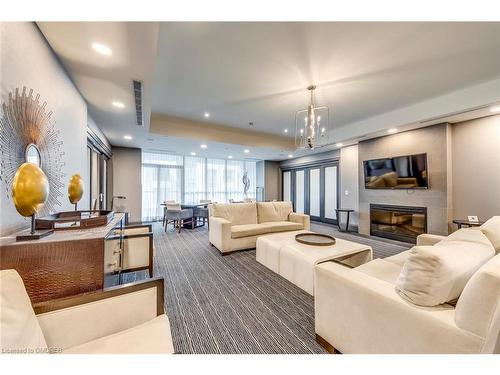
xmin=358 ymin=123 xmax=452 ymax=236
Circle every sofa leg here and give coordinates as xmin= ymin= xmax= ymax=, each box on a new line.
xmin=315 ymin=334 xmax=340 ymax=354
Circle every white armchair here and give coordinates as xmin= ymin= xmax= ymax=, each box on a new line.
xmin=0 ymin=270 xmax=174 ymax=354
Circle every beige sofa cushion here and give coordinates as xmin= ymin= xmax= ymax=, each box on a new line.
xmin=262 ymin=221 xmax=303 ymax=233
xmin=455 ymin=253 xmax=500 ymax=343
xmin=384 ymin=250 xmax=411 ymax=267
xmin=63 ymin=314 xmax=174 ymax=354
xmin=231 ymin=224 xmax=269 ymax=239
xmin=355 ymin=259 xmax=403 ymax=284
xmin=480 ymin=216 xmax=500 ymax=254
xmin=0 ymin=270 xmax=48 ymax=353
xmin=395 ymin=232 xmax=495 ymax=306
xmin=211 ymin=202 xmax=257 ymax=225
xmin=257 ymin=201 xmax=293 ymax=223
xmin=439 ymin=228 xmax=492 ymax=247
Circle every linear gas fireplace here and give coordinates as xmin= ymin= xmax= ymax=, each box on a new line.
xmin=370 ymin=204 xmax=427 ymax=244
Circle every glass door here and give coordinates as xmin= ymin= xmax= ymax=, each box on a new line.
xmin=282 ymin=162 xmax=339 ymax=224
xmin=308 ymin=167 xmax=321 ymax=221
xmin=323 ymin=165 xmax=338 ymax=224
xmin=295 ymin=170 xmax=305 ymax=214
xmin=283 ymin=171 xmax=292 ymax=203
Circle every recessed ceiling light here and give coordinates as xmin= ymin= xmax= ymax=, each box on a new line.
xmin=387 ymin=128 xmax=398 ymax=134
xmin=244 ymin=149 xmax=250 ymax=153
xmin=336 ymin=143 xmax=343 ymax=147
xmin=123 ymin=135 xmax=132 ymax=140
xmin=92 ymin=43 xmax=112 ymax=56
xmin=288 ymin=154 xmax=293 ymax=158
xmin=228 ymin=155 xmax=233 ymax=159
xmin=284 ymin=129 xmax=288 ymax=133
xmin=190 ymin=152 xmax=196 ymax=156
xmin=204 ymin=112 xmax=210 ymax=118
xmin=112 ymin=101 xmax=125 ymax=109
xmin=490 ymin=106 xmax=500 ymax=113
xmin=200 ymin=144 xmax=207 ymax=149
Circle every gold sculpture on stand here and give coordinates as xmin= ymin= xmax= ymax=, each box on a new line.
xmin=12 ymin=162 xmax=53 ymax=241
xmin=68 ymin=174 xmax=84 ymax=210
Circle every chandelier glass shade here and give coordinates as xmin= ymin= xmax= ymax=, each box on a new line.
xmin=294 ymin=85 xmax=330 ymax=150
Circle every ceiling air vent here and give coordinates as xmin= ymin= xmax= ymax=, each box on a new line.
xmin=133 ymin=80 xmax=144 ymax=126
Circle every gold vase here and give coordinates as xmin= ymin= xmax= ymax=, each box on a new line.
xmin=68 ymin=174 xmax=84 ymax=209
xmin=12 ymin=162 xmax=52 ymax=240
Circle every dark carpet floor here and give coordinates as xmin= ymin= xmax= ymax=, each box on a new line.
xmin=129 ymin=221 xmax=410 ymax=354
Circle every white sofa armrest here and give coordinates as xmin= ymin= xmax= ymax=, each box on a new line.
xmin=289 ymin=212 xmax=310 ymax=230
xmin=208 ymin=216 xmax=232 ymax=253
xmin=34 ymin=278 xmax=165 ymax=350
xmin=416 ymin=233 xmax=446 ymax=246
xmin=314 ymin=262 xmax=483 ymax=353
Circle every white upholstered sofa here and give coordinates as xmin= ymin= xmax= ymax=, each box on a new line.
xmin=209 ymin=201 xmax=310 ymax=254
xmin=315 ymin=216 xmax=500 ymax=354
xmin=0 ymin=270 xmax=174 ymax=354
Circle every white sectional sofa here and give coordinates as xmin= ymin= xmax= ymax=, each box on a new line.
xmin=209 ymin=201 xmax=310 ymax=254
xmin=314 ymin=216 xmax=500 ymax=354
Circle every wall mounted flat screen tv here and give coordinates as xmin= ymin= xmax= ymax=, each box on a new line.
xmin=363 ymin=153 xmax=428 ymax=189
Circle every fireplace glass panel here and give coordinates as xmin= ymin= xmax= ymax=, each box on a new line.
xmin=370 ymin=205 xmax=427 ymax=243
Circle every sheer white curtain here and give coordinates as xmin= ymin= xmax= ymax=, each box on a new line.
xmin=142 ymin=152 xmax=258 ymax=221
xmin=226 ymin=160 xmax=245 ymax=202
xmin=184 ymin=156 xmax=206 ymax=204
xmin=207 ymin=158 xmax=226 ymax=203
xmin=141 ymin=152 xmax=183 ymax=222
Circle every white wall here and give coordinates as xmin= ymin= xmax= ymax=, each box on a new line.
xmin=110 ymin=147 xmax=142 ymax=223
xmin=0 ymin=22 xmax=89 ymax=235
xmin=339 ymin=145 xmax=359 ymax=225
xmin=452 ymin=115 xmax=500 ymax=220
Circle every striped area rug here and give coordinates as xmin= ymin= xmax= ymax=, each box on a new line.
xmin=146 ymin=221 xmax=410 ymax=354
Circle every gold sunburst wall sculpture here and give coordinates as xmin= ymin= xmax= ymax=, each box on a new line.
xmin=0 ymin=87 xmax=65 ymax=217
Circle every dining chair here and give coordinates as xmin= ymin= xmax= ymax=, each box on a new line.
xmin=165 ymin=203 xmax=194 ymax=233
xmin=162 ymin=200 xmax=176 ymax=227
xmin=195 ymin=200 xmax=211 ymax=227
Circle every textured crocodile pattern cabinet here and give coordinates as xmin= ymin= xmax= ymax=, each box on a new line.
xmin=0 ymin=213 xmax=126 ymax=303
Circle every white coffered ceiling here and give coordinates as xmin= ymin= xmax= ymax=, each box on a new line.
xmin=38 ymin=22 xmax=500 ymax=160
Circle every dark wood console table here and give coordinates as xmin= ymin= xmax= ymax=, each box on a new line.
xmin=0 ymin=213 xmax=126 ymax=303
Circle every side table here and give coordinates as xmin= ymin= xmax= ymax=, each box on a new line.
xmin=335 ymin=209 xmax=355 ymax=232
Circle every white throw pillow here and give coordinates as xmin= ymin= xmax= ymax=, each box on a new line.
xmin=479 ymin=216 xmax=500 ymax=254
xmin=395 ymin=232 xmax=495 ymax=306
xmin=0 ymin=270 xmax=48 ymax=353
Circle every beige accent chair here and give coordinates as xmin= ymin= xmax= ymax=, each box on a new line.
xmin=209 ymin=201 xmax=310 ymax=254
xmin=314 ymin=216 xmax=500 ymax=354
xmin=0 ymin=270 xmax=174 ymax=354
xmin=105 ymin=224 xmax=154 ymax=278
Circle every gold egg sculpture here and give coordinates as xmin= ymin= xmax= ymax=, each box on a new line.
xmin=12 ymin=162 xmax=49 ymax=217
xmin=68 ymin=174 xmax=84 ymax=206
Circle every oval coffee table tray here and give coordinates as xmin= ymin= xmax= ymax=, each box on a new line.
xmin=295 ymin=233 xmax=336 ymax=246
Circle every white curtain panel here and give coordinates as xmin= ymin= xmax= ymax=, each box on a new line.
xmin=184 ymin=156 xmax=206 ymax=204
